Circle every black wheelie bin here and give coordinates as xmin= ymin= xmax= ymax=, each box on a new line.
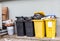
xmin=24 ymin=17 xmax=35 ymax=37
xmin=16 ymin=16 xmax=26 ymax=36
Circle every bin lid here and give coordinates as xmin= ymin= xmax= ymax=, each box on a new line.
xmin=39 ymin=11 xmax=45 ymax=16
xmin=16 ymin=16 xmax=24 ymax=21
xmin=16 ymin=16 xmax=24 ymax=18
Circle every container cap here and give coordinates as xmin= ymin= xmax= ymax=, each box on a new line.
xmin=16 ymin=16 xmax=24 ymax=21
xmin=34 ymin=11 xmax=45 ymax=16
xmin=39 ymin=11 xmax=45 ymax=16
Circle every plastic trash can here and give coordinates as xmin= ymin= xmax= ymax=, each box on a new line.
xmin=45 ymin=19 xmax=56 ymax=38
xmin=16 ymin=21 xmax=25 ymax=36
xmin=32 ymin=20 xmax=45 ymax=38
xmin=16 ymin=17 xmax=25 ymax=36
xmin=7 ymin=26 xmax=14 ymax=35
xmin=25 ymin=21 xmax=34 ymax=37
xmin=24 ymin=17 xmax=35 ymax=37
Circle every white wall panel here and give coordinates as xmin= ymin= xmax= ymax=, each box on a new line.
xmin=2 ymin=0 xmax=60 ymax=20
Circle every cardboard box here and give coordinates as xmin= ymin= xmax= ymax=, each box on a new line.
xmin=2 ymin=15 xmax=8 ymax=21
xmin=2 ymin=7 xmax=8 ymax=15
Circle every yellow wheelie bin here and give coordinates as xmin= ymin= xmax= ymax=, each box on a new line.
xmin=32 ymin=20 xmax=45 ymax=38
xmin=45 ymin=19 xmax=56 ymax=38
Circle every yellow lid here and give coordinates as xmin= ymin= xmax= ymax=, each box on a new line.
xmin=34 ymin=11 xmax=45 ymax=16
xmin=39 ymin=11 xmax=45 ymax=16
xmin=34 ymin=12 xmax=39 ymax=14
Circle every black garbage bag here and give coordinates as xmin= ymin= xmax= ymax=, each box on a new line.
xmin=32 ymin=14 xmax=44 ymax=19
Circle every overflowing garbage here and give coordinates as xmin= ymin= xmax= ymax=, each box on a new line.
xmin=15 ymin=11 xmax=56 ymax=38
